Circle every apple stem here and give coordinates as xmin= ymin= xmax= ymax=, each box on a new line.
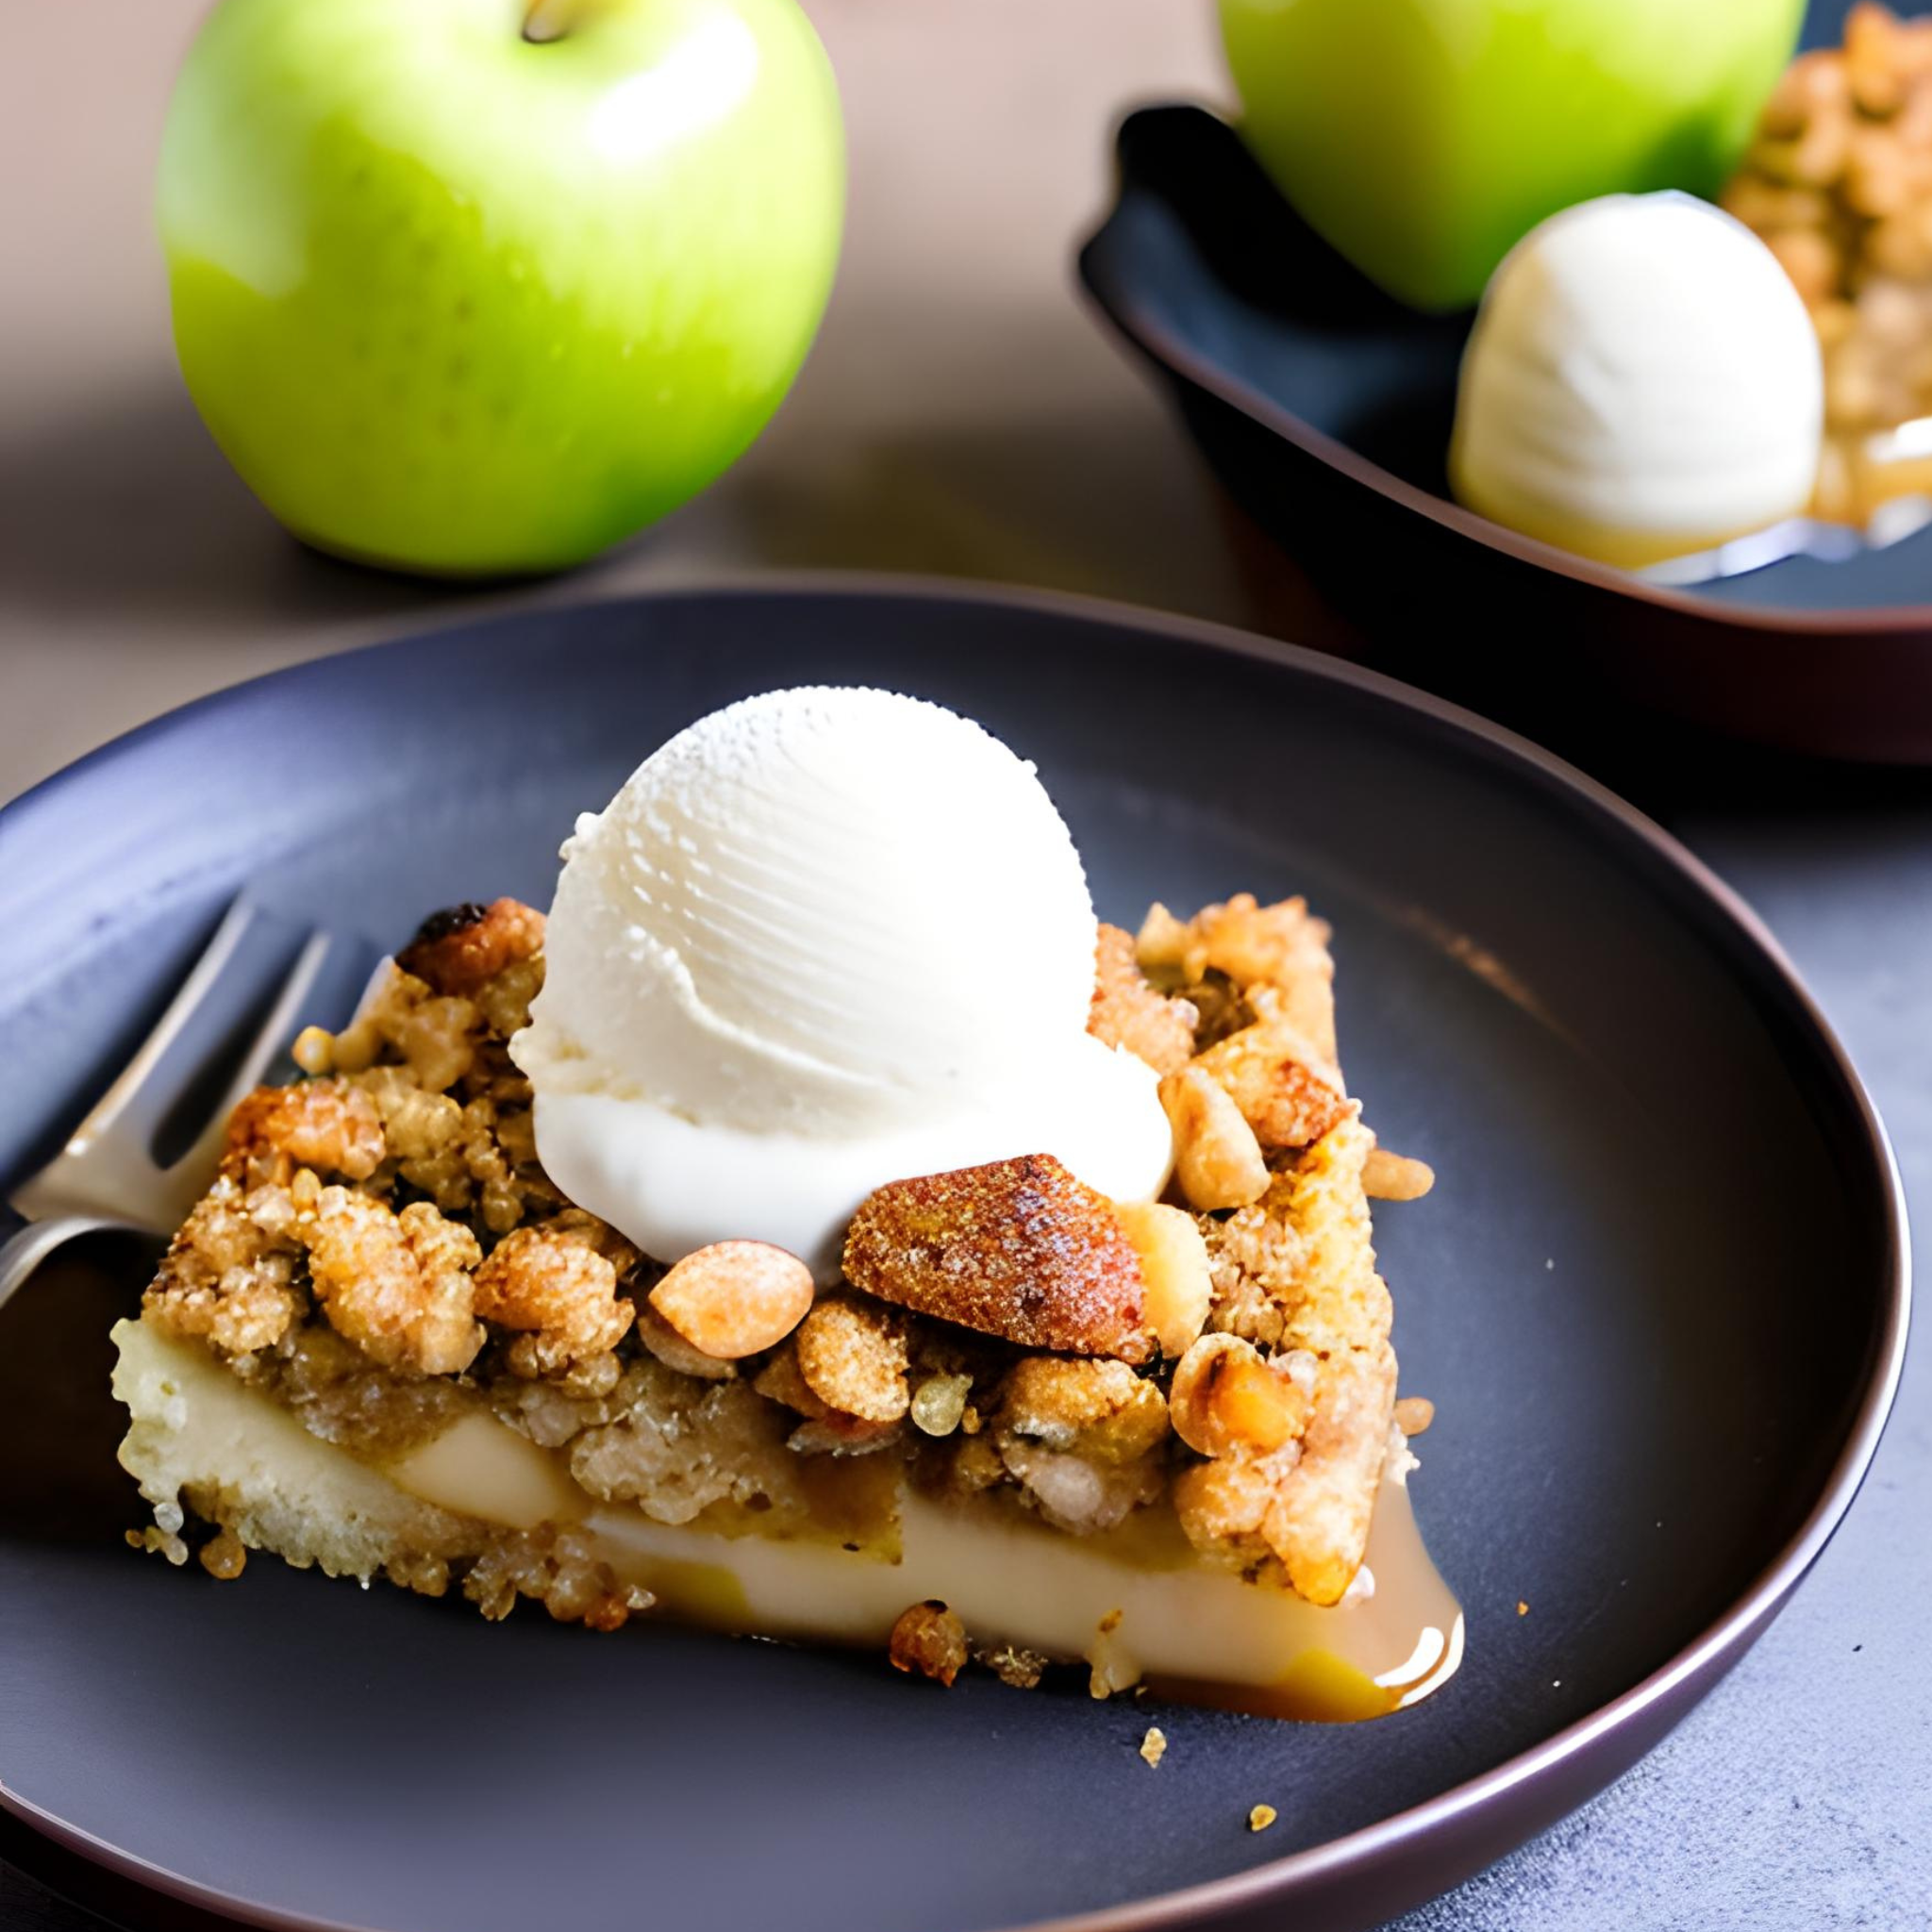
xmin=523 ymin=0 xmax=572 ymax=42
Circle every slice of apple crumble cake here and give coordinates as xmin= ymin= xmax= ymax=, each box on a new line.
xmin=115 ymin=891 xmax=1457 ymax=1719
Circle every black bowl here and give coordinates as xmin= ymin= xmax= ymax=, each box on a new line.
xmin=1077 ymin=9 xmax=1932 ymax=763
xmin=0 ymin=582 xmax=1907 ymax=1932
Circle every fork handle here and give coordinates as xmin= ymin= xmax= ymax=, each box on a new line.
xmin=0 ymin=1213 xmax=131 ymax=1313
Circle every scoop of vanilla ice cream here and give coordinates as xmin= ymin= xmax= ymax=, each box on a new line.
xmin=1450 ymin=192 xmax=1824 ymax=568
xmin=513 ymin=687 xmax=1173 ymax=1277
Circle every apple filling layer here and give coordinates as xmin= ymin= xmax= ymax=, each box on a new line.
xmin=120 ymin=892 xmax=1456 ymax=1718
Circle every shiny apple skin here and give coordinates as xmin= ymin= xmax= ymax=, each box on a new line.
xmin=158 ymin=0 xmax=844 ymax=575
xmin=1219 ymin=0 xmax=1803 ymax=312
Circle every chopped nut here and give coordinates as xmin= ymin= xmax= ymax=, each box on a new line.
xmin=793 ymin=1296 xmax=910 ymax=1424
xmin=889 ymin=1600 xmax=967 ymax=1686
xmin=1190 ymin=1022 xmax=1349 ymax=1151
xmin=1140 ymin=1725 xmax=1168 ymax=1768
xmin=396 ymin=898 xmax=545 ymax=999
xmin=1159 ymin=1066 xmax=1269 ymax=1212
xmin=1248 ymin=1805 xmax=1277 ymax=1833
xmin=648 ymin=1241 xmax=815 ymax=1360
xmin=1363 ymin=1147 xmax=1436 ymax=1201
xmin=843 ymin=1154 xmax=1151 ymax=1362
xmin=1169 ymin=1334 xmax=1306 ymax=1459
xmin=1393 ymin=1395 xmax=1435 ymax=1437
xmin=634 ymin=1302 xmax=738 ymax=1381
xmin=1114 ymin=1199 xmax=1211 ymax=1357
xmin=1090 ymin=923 xmax=1198 ymax=1074
xmin=472 ymin=1218 xmax=635 ymax=1377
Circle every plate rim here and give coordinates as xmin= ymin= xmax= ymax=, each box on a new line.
xmin=1077 ymin=102 xmax=1932 ymax=640
xmin=0 ymin=573 xmax=1911 ymax=1932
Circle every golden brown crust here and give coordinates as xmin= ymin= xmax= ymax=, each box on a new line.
xmin=397 ymin=898 xmax=547 ymax=1000
xmin=1137 ymin=893 xmax=1337 ymax=1063
xmin=844 ymin=1154 xmax=1151 ymax=1362
xmin=1190 ymin=1022 xmax=1351 ymax=1152
xmin=1262 ymin=1344 xmax=1398 ymax=1605
xmin=306 ymin=1188 xmax=485 ymax=1378
xmin=1088 ymin=923 xmax=1198 ymax=1074
xmin=793 ymin=1296 xmax=911 ymax=1424
xmin=223 ymin=1080 xmax=386 ymax=1187
xmin=144 ymin=1176 xmax=302 ymax=1356
xmin=471 ymin=1219 xmax=636 ymax=1380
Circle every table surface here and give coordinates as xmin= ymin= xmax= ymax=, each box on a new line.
xmin=3 ymin=5 xmax=1927 ymax=1930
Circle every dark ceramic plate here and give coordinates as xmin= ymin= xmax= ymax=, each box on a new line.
xmin=0 ymin=584 xmax=1907 ymax=1932
xmin=1076 ymin=8 xmax=1932 ymax=761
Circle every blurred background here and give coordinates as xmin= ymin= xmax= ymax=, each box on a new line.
xmin=0 ymin=0 xmax=1282 ymax=800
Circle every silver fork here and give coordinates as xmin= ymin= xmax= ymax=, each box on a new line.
xmin=0 ymin=897 xmax=381 ymax=1311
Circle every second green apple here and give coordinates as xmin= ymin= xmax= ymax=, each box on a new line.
xmin=1219 ymin=0 xmax=1804 ymax=312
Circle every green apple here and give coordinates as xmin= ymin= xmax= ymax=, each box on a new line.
xmin=1219 ymin=0 xmax=1803 ymax=312
xmin=158 ymin=0 xmax=843 ymax=575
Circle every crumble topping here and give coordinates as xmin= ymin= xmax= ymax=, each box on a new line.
xmin=1090 ymin=923 xmax=1198 ymax=1075
xmin=133 ymin=888 xmax=1429 ymax=1653
xmin=888 ymin=1600 xmax=968 ymax=1686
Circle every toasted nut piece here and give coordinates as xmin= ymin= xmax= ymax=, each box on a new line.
xmin=1090 ymin=924 xmax=1198 ymax=1074
xmin=1191 ymin=1024 xmax=1350 ymax=1151
xmin=1393 ymin=1395 xmax=1436 ymax=1437
xmin=889 ymin=1600 xmax=968 ymax=1686
xmin=647 ymin=1241 xmax=815 ymax=1361
xmin=1169 ymin=1334 xmax=1306 ymax=1459
xmin=1363 ymin=1148 xmax=1436 ymax=1201
xmin=794 ymin=1296 xmax=910 ymax=1423
xmin=1158 ymin=1067 xmax=1269 ymax=1211
xmin=396 ymin=898 xmax=546 ymax=999
xmin=843 ymin=1154 xmax=1151 ymax=1362
xmin=1114 ymin=1200 xmax=1212 ymax=1357
xmin=634 ymin=1303 xmax=738 ymax=1381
